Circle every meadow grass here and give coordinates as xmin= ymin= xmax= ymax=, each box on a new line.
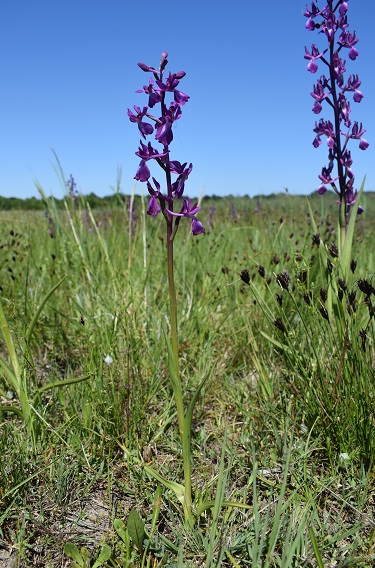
xmin=0 ymin=192 xmax=374 ymax=567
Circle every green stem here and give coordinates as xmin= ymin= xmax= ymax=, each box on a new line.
xmin=166 ymin=228 xmax=192 ymax=522
xmin=339 ymin=198 xmax=346 ymax=258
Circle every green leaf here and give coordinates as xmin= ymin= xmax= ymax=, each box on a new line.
xmin=143 ymin=464 xmax=186 ymax=502
xmin=113 ymin=518 xmax=128 ymax=544
xmin=36 ymin=373 xmax=91 ymax=395
xmin=150 ymin=485 xmax=162 ymax=539
xmin=259 ymin=331 xmax=292 ymax=354
xmin=0 ymin=405 xmax=24 ymax=419
xmin=309 ymin=526 xmax=325 ymax=568
xmin=63 ymin=542 xmax=84 ymax=566
xmin=127 ymin=509 xmax=146 ymax=552
xmin=92 ymin=545 xmax=112 ymax=568
xmin=196 ymin=500 xmax=252 ymax=516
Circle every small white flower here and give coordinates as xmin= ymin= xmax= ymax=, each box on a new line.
xmin=104 ymin=355 xmax=113 ymax=366
xmin=339 ymin=452 xmax=350 ymax=461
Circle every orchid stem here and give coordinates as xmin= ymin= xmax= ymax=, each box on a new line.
xmin=166 ymin=225 xmax=192 ymax=523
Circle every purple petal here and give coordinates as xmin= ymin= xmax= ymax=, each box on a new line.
xmin=174 ymin=90 xmax=190 ymax=106
xmin=156 ymin=122 xmax=173 ymax=146
xmin=305 ymin=17 xmax=315 ymax=31
xmin=307 ymin=60 xmax=318 ymax=73
xmin=359 ymin=138 xmax=369 ymax=150
xmin=313 ymin=136 xmax=322 ymax=148
xmin=191 ymin=218 xmax=205 ymax=235
xmin=138 ymin=122 xmax=154 ymax=138
xmin=147 ymin=196 xmax=161 ymax=216
xmin=135 ymin=160 xmax=150 ymax=182
xmin=312 ymin=101 xmax=322 ymax=114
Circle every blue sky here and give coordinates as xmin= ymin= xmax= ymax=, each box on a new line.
xmin=1 ymin=0 xmax=374 ymax=199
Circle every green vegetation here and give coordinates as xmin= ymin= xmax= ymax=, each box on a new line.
xmin=0 ymin=191 xmax=374 ymax=567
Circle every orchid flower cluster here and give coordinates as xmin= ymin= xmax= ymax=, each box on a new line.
xmin=128 ymin=52 xmax=204 ymax=236
xmin=304 ymin=0 xmax=368 ymax=218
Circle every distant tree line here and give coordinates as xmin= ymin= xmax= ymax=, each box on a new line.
xmin=0 ymin=190 xmax=373 ymax=211
xmin=0 ymin=193 xmax=128 ymax=211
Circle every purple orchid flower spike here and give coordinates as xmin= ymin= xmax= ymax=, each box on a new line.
xmin=128 ymin=52 xmax=205 ymax=237
xmin=304 ymin=0 xmax=368 ymax=224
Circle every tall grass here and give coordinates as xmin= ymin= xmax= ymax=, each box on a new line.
xmin=0 ymin=192 xmax=374 ymax=566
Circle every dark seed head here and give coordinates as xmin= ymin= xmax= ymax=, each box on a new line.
xmin=320 ymin=288 xmax=328 ymax=302
xmin=350 ymin=260 xmax=357 ymax=274
xmin=303 ymin=292 xmax=312 ymax=305
xmin=319 ymin=305 xmax=330 ymax=322
xmin=338 ymin=278 xmax=347 ymax=292
xmin=275 ymin=271 xmax=291 ymax=290
xmin=312 ymin=233 xmax=321 ymax=247
xmin=347 ymin=291 xmax=357 ymax=314
xmin=239 ymin=269 xmax=250 ymax=285
xmin=258 ymin=265 xmax=265 ymax=278
xmin=359 ymin=329 xmax=367 ymax=352
xmin=357 ymin=279 xmax=374 ymax=296
xmin=273 ymin=318 xmax=286 ymax=333
xmin=328 ymin=242 xmax=339 ymax=258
